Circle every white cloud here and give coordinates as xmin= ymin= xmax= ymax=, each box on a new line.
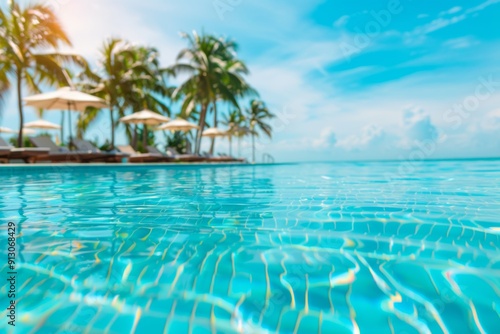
xmin=411 ymin=14 xmax=467 ymax=36
xmin=56 ymin=0 xmax=185 ymax=65
xmin=336 ymin=125 xmax=386 ymax=151
xmin=404 ymin=0 xmax=500 ymax=46
xmin=332 ymin=107 xmax=439 ymax=154
xmin=400 ymin=107 xmax=439 ymax=148
xmin=312 ymin=128 xmax=337 ymax=149
xmin=224 ymin=53 xmax=499 ymax=161
xmin=439 ymin=6 xmax=463 ymax=16
xmin=482 ymin=109 xmax=500 ymax=130
xmin=443 ymin=36 xmax=477 ymax=49
xmin=334 ymin=15 xmax=350 ymax=28
xmin=471 ymin=0 xmax=500 ymax=12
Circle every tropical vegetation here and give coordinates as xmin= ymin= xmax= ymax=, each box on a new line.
xmin=169 ymin=32 xmax=255 ymax=155
xmin=0 ymin=0 xmax=274 ymax=161
xmin=246 ymin=100 xmax=274 ymax=163
xmin=0 ymin=0 xmax=85 ymax=147
xmin=78 ymin=38 xmax=171 ymax=149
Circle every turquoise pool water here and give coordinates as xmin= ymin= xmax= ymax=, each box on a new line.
xmin=0 ymin=160 xmax=499 ymax=333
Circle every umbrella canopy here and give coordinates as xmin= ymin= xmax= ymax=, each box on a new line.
xmin=21 ymin=128 xmax=36 ymax=136
xmin=157 ymin=118 xmax=199 ymax=132
xmin=24 ymin=119 xmax=61 ymax=130
xmin=0 ymin=126 xmax=17 ymax=134
xmin=120 ymin=109 xmax=170 ymax=125
xmin=24 ymin=87 xmax=107 ymax=111
xmin=24 ymin=87 xmax=107 ymax=143
xmin=202 ymin=127 xmax=229 ymax=138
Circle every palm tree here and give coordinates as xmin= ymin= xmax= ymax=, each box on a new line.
xmin=78 ymin=39 xmax=171 ymax=148
xmin=246 ymin=100 xmax=274 ymax=163
xmin=170 ymin=31 xmax=254 ymax=155
xmin=123 ymin=46 xmax=172 ymax=149
xmin=173 ymin=109 xmax=200 ymax=154
xmin=208 ymin=38 xmax=255 ymax=154
xmin=222 ymin=109 xmax=245 ymax=157
xmin=78 ymin=39 xmax=129 ymax=147
xmin=0 ymin=53 xmax=12 ymax=111
xmin=0 ymin=1 xmax=84 ymax=147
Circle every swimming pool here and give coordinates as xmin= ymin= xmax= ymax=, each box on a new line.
xmin=1 ymin=160 xmax=499 ymax=333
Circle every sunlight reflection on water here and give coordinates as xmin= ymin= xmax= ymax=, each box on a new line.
xmin=0 ymin=161 xmax=499 ymax=333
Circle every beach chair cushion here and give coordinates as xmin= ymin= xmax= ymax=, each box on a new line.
xmin=72 ymin=139 xmax=101 ymax=153
xmin=117 ymin=145 xmax=138 ymax=155
xmin=0 ymin=137 xmax=11 ymax=147
xmin=147 ymin=146 xmax=163 ymax=155
xmin=30 ymin=136 xmax=69 ymax=153
xmin=165 ymin=147 xmax=180 ymax=157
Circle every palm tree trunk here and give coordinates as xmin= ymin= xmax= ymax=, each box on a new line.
xmin=229 ymin=136 xmax=232 ymax=157
xmin=142 ymin=124 xmax=147 ymax=151
xmin=68 ymin=107 xmax=73 ymax=144
xmin=110 ymin=108 xmax=115 ymax=149
xmin=195 ymin=103 xmax=208 ymax=155
xmin=186 ymin=132 xmax=194 ymax=154
xmin=124 ymin=123 xmax=132 ymax=145
xmin=76 ymin=113 xmax=82 ymax=140
xmin=238 ymin=137 xmax=241 ymax=157
xmin=16 ymin=70 xmax=24 ymax=148
xmin=209 ymin=101 xmax=217 ymax=155
xmin=252 ymin=133 xmax=255 ymax=163
xmin=60 ymin=111 xmax=65 ymax=144
xmin=133 ymin=124 xmax=138 ymax=150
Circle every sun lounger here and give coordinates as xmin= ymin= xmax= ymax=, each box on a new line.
xmin=116 ymin=145 xmax=169 ymax=163
xmin=201 ymin=151 xmax=246 ymax=163
xmin=0 ymin=145 xmax=11 ymax=163
xmin=162 ymin=147 xmax=206 ymax=162
xmin=71 ymin=139 xmax=128 ymax=163
xmin=0 ymin=137 xmax=50 ymax=163
xmin=29 ymin=136 xmax=111 ymax=163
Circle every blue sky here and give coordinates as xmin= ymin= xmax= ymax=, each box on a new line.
xmin=1 ymin=0 xmax=500 ymax=162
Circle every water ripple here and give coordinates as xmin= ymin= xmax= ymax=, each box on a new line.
xmin=0 ymin=161 xmax=499 ymax=333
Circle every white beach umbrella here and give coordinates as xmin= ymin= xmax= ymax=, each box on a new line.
xmin=202 ymin=128 xmax=229 ymax=156
xmin=157 ymin=118 xmax=199 ymax=132
xmin=24 ymin=119 xmax=61 ymax=130
xmin=227 ymin=125 xmax=250 ymax=157
xmin=119 ymin=109 xmax=170 ymax=125
xmin=0 ymin=126 xmax=17 ymax=134
xmin=156 ymin=118 xmax=199 ymax=154
xmin=21 ymin=128 xmax=36 ymax=136
xmin=24 ymin=87 xmax=107 ymax=142
xmin=24 ymin=87 xmax=107 ymax=110
xmin=229 ymin=126 xmax=251 ymax=158
xmin=120 ymin=109 xmax=170 ymax=148
xmin=202 ymin=127 xmax=229 ymax=138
